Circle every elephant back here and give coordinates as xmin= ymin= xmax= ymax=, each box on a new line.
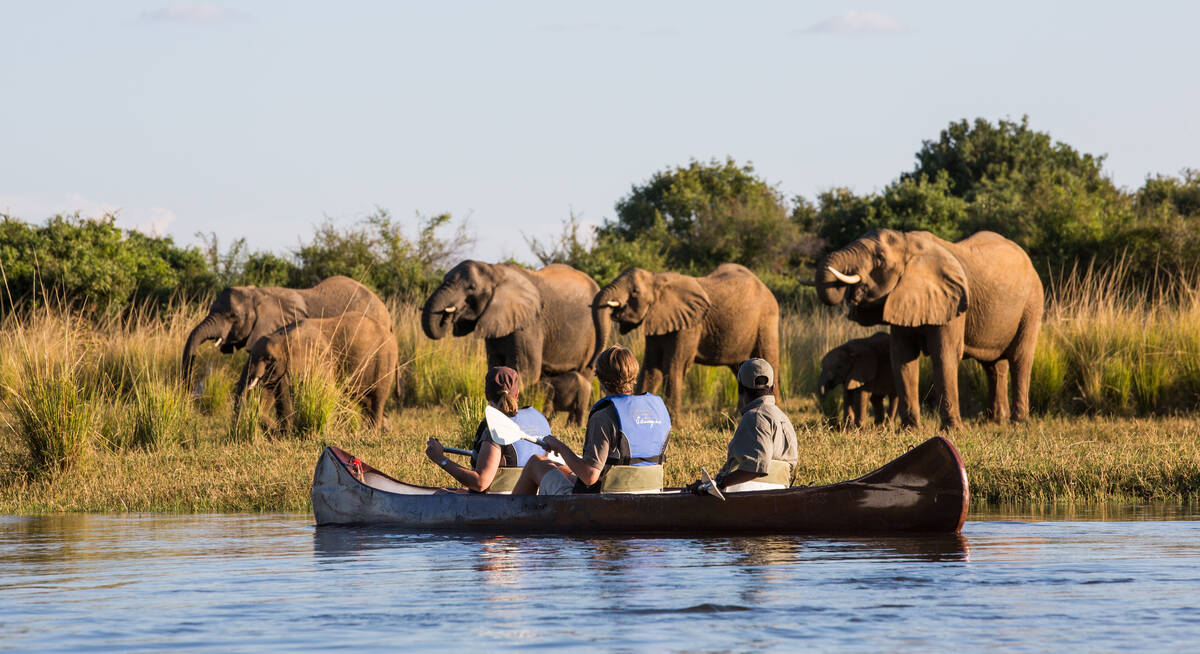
xmin=307 ymin=276 xmax=392 ymax=332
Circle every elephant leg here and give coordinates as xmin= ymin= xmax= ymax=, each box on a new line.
xmin=890 ymin=329 xmax=922 ymax=428
xmin=232 ymin=363 xmax=250 ymax=416
xmin=840 ymin=389 xmax=853 ymax=428
xmin=661 ymin=328 xmax=701 ymax=416
xmin=271 ymin=382 xmax=294 ymax=433
xmin=541 ymin=377 xmax=558 ymax=421
xmin=753 ymin=315 xmax=782 ymax=400
xmin=484 ymin=335 xmax=519 ymax=372
xmin=1010 ymin=349 xmax=1035 ymax=423
xmin=638 ymin=338 xmax=665 ymax=396
xmin=1009 ymin=319 xmax=1040 ymax=423
xmin=516 ymin=327 xmax=544 ymax=386
xmin=850 ymin=389 xmax=869 ymax=428
xmin=930 ymin=323 xmax=965 ymax=430
xmin=886 ymin=394 xmax=899 ymax=423
xmin=984 ymin=359 xmax=1010 ymax=423
xmin=871 ymin=393 xmax=886 ymax=425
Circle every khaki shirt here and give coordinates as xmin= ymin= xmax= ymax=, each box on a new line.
xmin=718 ymin=395 xmax=798 ymax=478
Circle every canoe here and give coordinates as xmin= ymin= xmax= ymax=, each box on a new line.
xmin=311 ymin=436 xmax=969 ymax=534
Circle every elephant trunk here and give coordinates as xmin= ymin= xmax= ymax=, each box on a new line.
xmin=420 ymin=286 xmax=457 ymax=340
xmin=816 ymin=249 xmax=863 ymax=306
xmin=182 ymin=314 xmax=229 ymax=381
xmin=589 ymin=292 xmax=617 ymax=369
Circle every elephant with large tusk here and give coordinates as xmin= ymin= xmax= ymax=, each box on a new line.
xmin=814 ymin=229 xmax=1044 ymax=429
xmin=592 ymin=263 xmax=780 ymax=416
xmin=182 ymin=275 xmax=393 ymax=405
xmin=420 ymin=261 xmax=603 ymax=424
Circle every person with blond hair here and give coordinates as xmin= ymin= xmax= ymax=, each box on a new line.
xmin=425 ymin=366 xmax=552 ymax=493
xmin=512 ymin=346 xmax=670 ymax=495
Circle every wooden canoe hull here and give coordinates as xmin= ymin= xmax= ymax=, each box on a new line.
xmin=311 ymin=436 xmax=969 ymax=534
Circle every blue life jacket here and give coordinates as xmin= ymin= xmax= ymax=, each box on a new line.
xmin=593 ymin=394 xmax=671 ymax=466
xmin=473 ymin=406 xmax=551 ymax=467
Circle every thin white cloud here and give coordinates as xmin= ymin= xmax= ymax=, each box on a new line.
xmin=799 ymin=11 xmax=905 ymax=35
xmin=141 ymin=3 xmax=244 ymax=25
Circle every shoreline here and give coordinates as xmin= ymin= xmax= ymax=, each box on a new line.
xmin=4 ymin=404 xmax=1199 ymax=514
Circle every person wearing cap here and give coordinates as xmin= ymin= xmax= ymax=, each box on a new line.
xmin=424 ymin=366 xmax=553 ymax=493
xmin=687 ymin=358 xmax=797 ymax=493
xmin=512 ymin=345 xmax=671 ymax=495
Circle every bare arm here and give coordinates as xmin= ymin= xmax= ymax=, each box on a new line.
xmin=425 ymin=439 xmax=501 ymax=492
xmin=540 ymin=436 xmax=602 ymax=487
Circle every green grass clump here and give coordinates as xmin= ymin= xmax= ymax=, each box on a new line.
xmin=132 ymin=379 xmax=190 ymax=449
xmin=4 ymin=352 xmax=94 ymax=475
xmin=452 ymin=395 xmax=485 ymax=448
xmin=292 ymin=368 xmax=342 ymax=438
xmin=228 ymin=388 xmax=266 ymax=443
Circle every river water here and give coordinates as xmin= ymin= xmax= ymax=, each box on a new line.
xmin=2 ymin=507 xmax=1199 ymax=652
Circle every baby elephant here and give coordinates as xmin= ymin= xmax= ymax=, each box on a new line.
xmin=817 ymin=332 xmax=897 ymax=428
xmin=242 ymin=311 xmax=398 ymax=430
xmin=543 ymin=371 xmax=595 ymax=425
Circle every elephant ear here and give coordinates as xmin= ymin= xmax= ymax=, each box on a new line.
xmin=883 ymin=236 xmax=969 ymax=327
xmin=476 ymin=266 xmax=542 ymax=339
xmin=643 ymin=273 xmax=711 ymax=336
xmin=845 ymin=345 xmax=877 ymax=390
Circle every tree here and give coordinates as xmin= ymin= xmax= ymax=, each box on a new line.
xmin=604 ymin=157 xmax=806 ymax=274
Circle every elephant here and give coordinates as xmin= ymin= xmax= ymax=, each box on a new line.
xmin=182 ymin=275 xmax=392 ymax=400
xmin=242 ymin=311 xmax=398 ymax=430
xmin=420 ymin=261 xmax=602 ymax=424
xmin=592 ymin=263 xmax=780 ymax=416
xmin=815 ymin=229 xmax=1044 ymax=429
xmin=543 ymin=371 xmax=595 ymax=425
xmin=817 ymin=332 xmax=897 ymax=428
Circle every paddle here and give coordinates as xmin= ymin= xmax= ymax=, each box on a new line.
xmin=698 ymin=467 xmax=725 ymax=501
xmin=443 ymin=446 xmax=474 ymax=457
xmin=484 ymin=406 xmax=549 ymax=448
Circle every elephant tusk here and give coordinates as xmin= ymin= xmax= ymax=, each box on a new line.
xmin=247 ymin=377 xmax=259 ymax=389
xmin=214 ymin=337 xmax=223 ymax=348
xmin=605 ymin=300 xmax=621 ymax=308
xmin=827 ymin=266 xmax=861 ymax=285
xmin=441 ymin=306 xmax=457 ymax=314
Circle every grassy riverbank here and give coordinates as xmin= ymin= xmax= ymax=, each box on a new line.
xmin=2 ymin=398 xmax=1199 ymax=513
xmin=5 ymin=265 xmax=1200 ymax=512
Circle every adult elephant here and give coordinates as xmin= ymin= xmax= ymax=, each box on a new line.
xmin=182 ymin=276 xmax=392 ymax=396
xmin=420 ymin=261 xmax=602 ymax=423
xmin=592 ymin=264 xmax=780 ymax=416
xmin=815 ymin=229 xmax=1043 ymax=429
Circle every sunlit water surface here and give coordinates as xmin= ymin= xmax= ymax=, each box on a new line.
xmin=2 ymin=507 xmax=1199 ymax=652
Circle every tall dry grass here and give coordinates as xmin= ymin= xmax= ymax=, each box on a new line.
xmin=2 ymin=265 xmax=1200 ymax=508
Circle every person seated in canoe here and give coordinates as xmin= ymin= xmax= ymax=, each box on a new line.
xmin=424 ymin=366 xmax=553 ymax=494
xmin=513 ymin=345 xmax=671 ymax=495
xmin=685 ymin=358 xmax=798 ymax=494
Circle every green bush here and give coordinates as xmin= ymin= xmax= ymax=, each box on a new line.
xmin=0 ymin=213 xmax=215 ymax=316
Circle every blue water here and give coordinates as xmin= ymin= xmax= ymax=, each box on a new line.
xmin=2 ymin=509 xmax=1199 ymax=652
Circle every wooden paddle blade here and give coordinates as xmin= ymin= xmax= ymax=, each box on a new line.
xmin=700 ymin=467 xmax=725 ymax=501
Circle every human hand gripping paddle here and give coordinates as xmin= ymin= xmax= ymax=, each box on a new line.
xmin=681 ymin=468 xmax=725 ymax=500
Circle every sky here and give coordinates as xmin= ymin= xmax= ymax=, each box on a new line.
xmin=2 ymin=1 xmax=1198 ymax=264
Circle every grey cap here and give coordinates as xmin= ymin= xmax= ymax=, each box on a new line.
xmin=737 ymin=358 xmax=774 ymax=390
